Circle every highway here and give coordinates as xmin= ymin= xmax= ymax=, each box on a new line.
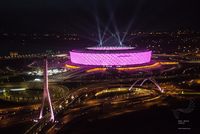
xmin=0 ymin=54 xmax=199 ymax=133
xmin=25 ymin=82 xmax=165 ymax=133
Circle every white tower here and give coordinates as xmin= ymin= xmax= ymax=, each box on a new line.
xmin=39 ymin=57 xmax=54 ymax=122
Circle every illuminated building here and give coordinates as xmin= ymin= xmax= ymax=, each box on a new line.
xmin=66 ymin=46 xmax=178 ymax=73
xmin=69 ymin=47 xmax=152 ymax=66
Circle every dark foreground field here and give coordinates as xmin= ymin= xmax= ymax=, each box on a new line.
xmin=59 ymin=98 xmax=200 ymax=134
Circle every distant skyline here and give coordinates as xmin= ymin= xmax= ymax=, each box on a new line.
xmin=0 ymin=0 xmax=200 ymax=33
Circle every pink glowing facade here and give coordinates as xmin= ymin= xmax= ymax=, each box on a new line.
xmin=69 ymin=47 xmax=152 ymax=66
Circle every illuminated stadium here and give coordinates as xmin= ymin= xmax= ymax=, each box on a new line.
xmin=68 ymin=47 xmax=152 ymax=66
xmin=65 ymin=46 xmax=178 ymax=72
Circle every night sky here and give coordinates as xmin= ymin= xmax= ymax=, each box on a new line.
xmin=0 ymin=0 xmax=200 ymax=55
xmin=0 ymin=0 xmax=200 ymax=33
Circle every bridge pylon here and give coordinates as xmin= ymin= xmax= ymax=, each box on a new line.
xmin=39 ymin=57 xmax=54 ymax=122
